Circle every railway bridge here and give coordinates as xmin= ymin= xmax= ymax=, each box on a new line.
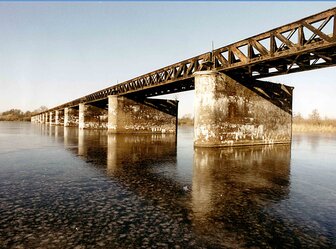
xmin=31 ymin=7 xmax=336 ymax=147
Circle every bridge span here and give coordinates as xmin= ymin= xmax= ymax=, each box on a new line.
xmin=32 ymin=7 xmax=336 ymax=147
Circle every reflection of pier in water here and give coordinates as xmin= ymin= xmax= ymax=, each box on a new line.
xmin=106 ymin=133 xmax=177 ymax=174
xmin=192 ymin=145 xmax=291 ymax=247
xmin=43 ymin=126 xmax=293 ymax=247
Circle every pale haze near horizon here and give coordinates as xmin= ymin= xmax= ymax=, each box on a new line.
xmin=1 ymin=2 xmax=335 ymax=118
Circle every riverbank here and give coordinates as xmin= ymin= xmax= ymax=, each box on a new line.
xmin=292 ymin=123 xmax=336 ymax=133
xmin=178 ymin=119 xmax=336 ymax=134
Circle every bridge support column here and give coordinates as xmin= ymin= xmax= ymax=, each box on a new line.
xmin=55 ymin=110 xmax=60 ymax=125
xmin=45 ymin=113 xmax=49 ymax=124
xmin=107 ymin=96 xmax=118 ymax=132
xmin=79 ymin=103 xmax=85 ymax=129
xmin=64 ymin=107 xmax=78 ymax=127
xmin=78 ymin=103 xmax=108 ymax=129
xmin=108 ymin=95 xmax=178 ymax=133
xmin=64 ymin=108 xmax=69 ymax=127
xmin=49 ymin=112 xmax=54 ymax=125
xmin=194 ymin=71 xmax=293 ymax=147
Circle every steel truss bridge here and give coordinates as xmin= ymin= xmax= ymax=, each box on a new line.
xmin=45 ymin=7 xmax=336 ymax=113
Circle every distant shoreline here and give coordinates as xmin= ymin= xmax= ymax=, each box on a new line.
xmin=178 ymin=120 xmax=336 ymax=134
xmin=1 ymin=120 xmax=336 ymax=134
xmin=292 ymin=124 xmax=336 ymax=133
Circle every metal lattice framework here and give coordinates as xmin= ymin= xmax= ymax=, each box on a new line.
xmin=45 ymin=7 xmax=336 ymax=113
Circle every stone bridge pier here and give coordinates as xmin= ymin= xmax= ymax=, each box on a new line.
xmin=64 ymin=107 xmax=79 ymax=127
xmin=194 ymin=71 xmax=293 ymax=147
xmin=56 ymin=96 xmax=179 ymax=133
xmin=107 ymin=96 xmax=178 ymax=133
xmin=78 ymin=103 xmax=108 ymax=129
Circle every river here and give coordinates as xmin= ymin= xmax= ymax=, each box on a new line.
xmin=0 ymin=122 xmax=335 ymax=248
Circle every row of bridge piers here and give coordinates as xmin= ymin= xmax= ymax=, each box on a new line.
xmin=31 ymin=96 xmax=178 ymax=133
xmin=32 ymin=71 xmax=294 ymax=147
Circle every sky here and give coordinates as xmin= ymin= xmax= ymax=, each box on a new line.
xmin=0 ymin=1 xmax=335 ymax=118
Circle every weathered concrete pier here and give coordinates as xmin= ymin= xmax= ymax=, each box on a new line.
xmin=31 ymin=8 xmax=336 ymax=147
xmin=194 ymin=72 xmax=293 ymax=147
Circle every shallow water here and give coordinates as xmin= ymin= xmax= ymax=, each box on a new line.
xmin=0 ymin=122 xmax=335 ymax=248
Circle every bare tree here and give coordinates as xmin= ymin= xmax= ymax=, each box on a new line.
xmin=309 ymin=109 xmax=320 ymax=125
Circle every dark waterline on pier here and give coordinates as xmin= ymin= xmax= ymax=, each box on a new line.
xmin=0 ymin=122 xmax=335 ymax=248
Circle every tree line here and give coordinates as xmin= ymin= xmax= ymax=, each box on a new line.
xmin=293 ymin=109 xmax=336 ymax=126
xmin=0 ymin=106 xmax=48 ymax=122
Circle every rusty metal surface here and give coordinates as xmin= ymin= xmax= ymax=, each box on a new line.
xmin=40 ymin=7 xmax=336 ymax=114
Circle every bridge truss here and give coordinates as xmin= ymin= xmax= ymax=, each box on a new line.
xmin=48 ymin=7 xmax=336 ymax=112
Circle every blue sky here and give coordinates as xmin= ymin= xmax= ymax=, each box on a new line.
xmin=1 ymin=1 xmax=335 ymax=118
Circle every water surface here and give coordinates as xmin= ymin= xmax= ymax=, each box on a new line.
xmin=0 ymin=122 xmax=335 ymax=248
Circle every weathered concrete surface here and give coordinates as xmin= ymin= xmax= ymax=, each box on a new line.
xmin=108 ymin=96 xmax=178 ymax=134
xmin=79 ymin=104 xmax=108 ymax=129
xmin=79 ymin=104 xmax=85 ymax=129
xmin=194 ymin=71 xmax=293 ymax=147
xmin=108 ymin=96 xmax=118 ymax=132
xmin=55 ymin=111 xmax=60 ymax=125
xmin=55 ymin=110 xmax=64 ymax=125
xmin=45 ymin=113 xmax=49 ymax=124
xmin=64 ymin=107 xmax=78 ymax=127
xmin=64 ymin=108 xmax=69 ymax=127
xmin=49 ymin=112 xmax=54 ymax=125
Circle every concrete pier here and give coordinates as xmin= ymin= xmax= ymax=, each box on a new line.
xmin=64 ymin=107 xmax=78 ymax=127
xmin=55 ymin=110 xmax=60 ymax=125
xmin=49 ymin=112 xmax=54 ymax=125
xmin=79 ymin=104 xmax=85 ymax=129
xmin=194 ymin=71 xmax=293 ymax=147
xmin=45 ymin=112 xmax=49 ymax=124
xmin=108 ymin=96 xmax=178 ymax=133
xmin=108 ymin=96 xmax=118 ymax=132
xmin=78 ymin=104 xmax=108 ymax=129
xmin=64 ymin=108 xmax=69 ymax=127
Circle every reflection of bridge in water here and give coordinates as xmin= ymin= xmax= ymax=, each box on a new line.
xmin=37 ymin=125 xmax=302 ymax=247
xmin=32 ymin=8 xmax=336 ymax=147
